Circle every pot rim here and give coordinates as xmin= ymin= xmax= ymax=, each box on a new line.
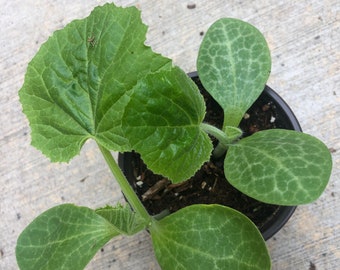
xmin=188 ymin=71 xmax=300 ymax=240
xmin=119 ymin=71 xmax=301 ymax=241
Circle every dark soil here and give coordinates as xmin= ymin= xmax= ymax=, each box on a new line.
xmin=123 ymin=76 xmax=284 ymax=231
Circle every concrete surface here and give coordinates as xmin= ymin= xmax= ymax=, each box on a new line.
xmin=1 ymin=0 xmax=339 ymax=269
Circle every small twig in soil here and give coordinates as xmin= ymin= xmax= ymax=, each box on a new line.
xmin=211 ymin=178 xmax=218 ymax=191
xmin=167 ymin=181 xmax=192 ymax=193
xmin=142 ymin=178 xmax=170 ymax=201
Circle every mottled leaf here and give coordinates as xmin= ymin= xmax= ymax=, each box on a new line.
xmin=225 ymin=129 xmax=332 ymax=204
xmin=197 ymin=18 xmax=271 ymax=127
xmin=16 ymin=204 xmax=121 ymax=270
xmin=150 ymin=204 xmax=270 ymax=270
xmin=95 ymin=204 xmax=147 ymax=235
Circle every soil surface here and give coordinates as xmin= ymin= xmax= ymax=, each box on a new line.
xmin=124 ymin=76 xmax=285 ymax=231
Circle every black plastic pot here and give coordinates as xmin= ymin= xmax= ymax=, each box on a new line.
xmin=119 ymin=72 xmax=300 ymax=241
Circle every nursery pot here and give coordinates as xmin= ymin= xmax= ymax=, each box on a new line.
xmin=119 ymin=72 xmax=301 ymax=241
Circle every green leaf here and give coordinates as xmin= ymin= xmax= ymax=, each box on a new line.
xmin=19 ymin=3 xmax=171 ymax=162
xmin=150 ymin=204 xmax=270 ymax=270
xmin=225 ymin=126 xmax=243 ymax=141
xmin=122 ymin=67 xmax=212 ymax=182
xmin=225 ymin=129 xmax=332 ymax=205
xmin=95 ymin=204 xmax=148 ymax=235
xmin=16 ymin=204 xmax=120 ymax=270
xmin=197 ymin=18 xmax=271 ymax=128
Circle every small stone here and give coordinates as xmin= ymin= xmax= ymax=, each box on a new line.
xmin=136 ymin=181 xmax=143 ymax=187
xmin=329 ymin=147 xmax=336 ymax=153
xmin=243 ymin=113 xmax=250 ymax=119
xmin=187 ymin=3 xmax=196 ymax=9
xmin=309 ymin=261 xmax=316 ymax=270
xmin=262 ymin=104 xmax=270 ymax=111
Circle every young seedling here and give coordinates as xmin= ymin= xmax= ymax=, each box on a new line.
xmin=16 ymin=3 xmax=332 ymax=270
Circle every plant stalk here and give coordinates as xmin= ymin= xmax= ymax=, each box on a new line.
xmin=97 ymin=143 xmax=151 ymax=223
xmin=200 ymin=122 xmax=229 ymax=148
xmin=200 ymin=123 xmax=229 ymax=158
xmin=200 ymin=123 xmax=242 ymax=158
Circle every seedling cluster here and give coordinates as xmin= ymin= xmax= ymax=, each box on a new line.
xmin=17 ymin=3 xmax=331 ymax=270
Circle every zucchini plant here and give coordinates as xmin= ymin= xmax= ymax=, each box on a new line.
xmin=16 ymin=3 xmax=332 ymax=270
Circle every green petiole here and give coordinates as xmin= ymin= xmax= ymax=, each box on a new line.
xmin=97 ymin=143 xmax=151 ymax=224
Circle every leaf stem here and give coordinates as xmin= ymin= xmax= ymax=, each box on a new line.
xmin=97 ymin=143 xmax=151 ymax=223
xmin=213 ymin=142 xmax=228 ymax=158
xmin=200 ymin=123 xmax=229 ymax=146
xmin=200 ymin=123 xmax=242 ymax=158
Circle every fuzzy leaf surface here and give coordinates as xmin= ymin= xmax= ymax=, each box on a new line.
xmin=95 ymin=204 xmax=147 ymax=235
xmin=19 ymin=3 xmax=171 ymax=162
xmin=150 ymin=204 xmax=270 ymax=270
xmin=16 ymin=204 xmax=122 ymax=270
xmin=225 ymin=129 xmax=332 ymax=205
xmin=122 ymin=67 xmax=212 ymax=182
xmin=197 ymin=18 xmax=271 ymax=127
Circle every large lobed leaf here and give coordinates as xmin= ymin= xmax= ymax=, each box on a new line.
xmin=197 ymin=18 xmax=271 ymax=128
xmin=16 ymin=204 xmax=124 ymax=270
xmin=122 ymin=67 xmax=212 ymax=182
xmin=225 ymin=129 xmax=332 ymax=205
xmin=19 ymin=3 xmax=171 ymax=162
xmin=150 ymin=204 xmax=271 ymax=270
